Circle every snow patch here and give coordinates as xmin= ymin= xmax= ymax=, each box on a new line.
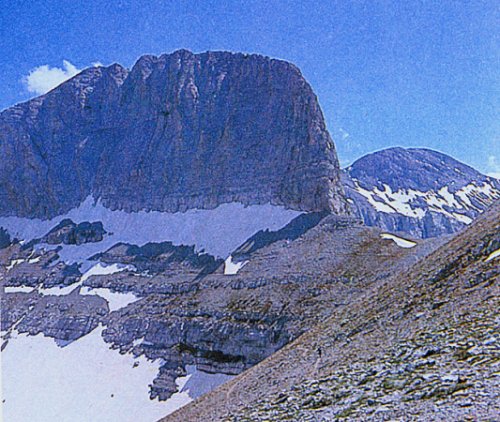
xmin=387 ymin=187 xmax=426 ymax=218
xmin=380 ymin=233 xmax=417 ymax=248
xmin=6 ymin=259 xmax=25 ymax=271
xmin=437 ymin=186 xmax=461 ymax=209
xmin=38 ymin=284 xmax=80 ymax=296
xmin=224 ymin=255 xmax=248 ymax=275
xmin=452 ymin=213 xmax=473 ymax=224
xmin=353 ymin=180 xmax=500 ymax=223
xmin=4 ymin=286 xmax=36 ymax=294
xmin=81 ymin=262 xmax=134 ymax=283
xmin=178 ymin=365 xmax=233 ymax=400
xmin=132 ymin=337 xmax=144 ymax=347
xmin=80 ymin=287 xmax=139 ymax=312
xmin=353 ymin=183 xmax=397 ymax=214
xmin=1 ymin=328 xmax=232 ymax=422
xmin=0 ymin=197 xmax=301 ymax=265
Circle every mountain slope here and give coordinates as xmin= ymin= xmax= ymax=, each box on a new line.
xmin=2 ymin=210 xmax=438 ymax=417
xmin=0 ymin=50 xmax=349 ymax=218
xmin=343 ymin=147 xmax=500 ymax=238
xmin=164 ymin=200 xmax=500 ymax=421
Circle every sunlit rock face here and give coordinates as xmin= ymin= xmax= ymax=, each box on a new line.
xmin=0 ymin=50 xmax=349 ymax=219
xmin=343 ymin=147 xmax=500 ymax=238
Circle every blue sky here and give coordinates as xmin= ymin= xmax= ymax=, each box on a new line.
xmin=1 ymin=0 xmax=498 ymax=174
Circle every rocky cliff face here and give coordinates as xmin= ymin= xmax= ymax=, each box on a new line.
xmin=343 ymin=147 xmax=500 ymax=238
xmin=0 ymin=50 xmax=348 ymax=218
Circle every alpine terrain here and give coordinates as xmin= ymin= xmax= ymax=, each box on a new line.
xmin=0 ymin=50 xmax=498 ymax=422
xmin=165 ymin=199 xmax=500 ymax=421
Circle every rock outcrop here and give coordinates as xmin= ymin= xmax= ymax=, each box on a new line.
xmin=39 ymin=219 xmax=106 ymax=245
xmin=0 ymin=228 xmax=10 ymax=249
xmin=1 ymin=245 xmax=81 ymax=288
xmin=0 ymin=50 xmax=349 ymax=218
xmin=2 ymin=288 xmax=108 ymax=342
xmin=343 ymin=147 xmax=500 ymax=238
xmin=91 ymin=241 xmax=222 ymax=276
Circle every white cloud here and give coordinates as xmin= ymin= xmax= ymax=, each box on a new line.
xmin=23 ymin=60 xmax=80 ymax=95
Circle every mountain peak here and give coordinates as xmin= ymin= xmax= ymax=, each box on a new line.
xmin=0 ymin=51 xmax=349 ymax=218
xmin=348 ymin=147 xmax=490 ymax=193
xmin=343 ymin=147 xmax=500 ymax=238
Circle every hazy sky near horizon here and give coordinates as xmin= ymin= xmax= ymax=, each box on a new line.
xmin=1 ymin=1 xmax=498 ymax=175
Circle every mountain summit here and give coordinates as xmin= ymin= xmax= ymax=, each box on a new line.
xmin=0 ymin=50 xmax=349 ymax=218
xmin=343 ymin=147 xmax=500 ymax=238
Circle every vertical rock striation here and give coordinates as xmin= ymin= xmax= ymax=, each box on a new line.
xmin=0 ymin=50 xmax=349 ymax=218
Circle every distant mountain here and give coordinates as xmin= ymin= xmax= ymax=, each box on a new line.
xmin=0 ymin=50 xmax=349 ymax=219
xmin=342 ymin=147 xmax=500 ymax=238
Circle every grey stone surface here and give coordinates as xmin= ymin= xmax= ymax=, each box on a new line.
xmin=0 ymin=228 xmax=10 ymax=249
xmin=1 ymin=287 xmax=108 ymax=346
xmin=347 ymin=147 xmax=491 ymax=192
xmin=0 ymin=50 xmax=349 ymax=218
xmin=1 ymin=246 xmax=81 ymax=288
xmin=90 ymin=240 xmax=223 ymax=276
xmin=0 ymin=212 xmax=432 ymax=401
xmin=40 ymin=219 xmax=106 ymax=245
xmin=164 ymin=201 xmax=500 ymax=422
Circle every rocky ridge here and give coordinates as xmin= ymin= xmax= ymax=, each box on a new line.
xmin=33 ymin=218 xmax=106 ymax=246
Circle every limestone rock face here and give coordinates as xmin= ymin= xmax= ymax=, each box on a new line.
xmin=0 ymin=50 xmax=349 ymax=218
xmin=0 ymin=64 xmax=129 ymax=218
